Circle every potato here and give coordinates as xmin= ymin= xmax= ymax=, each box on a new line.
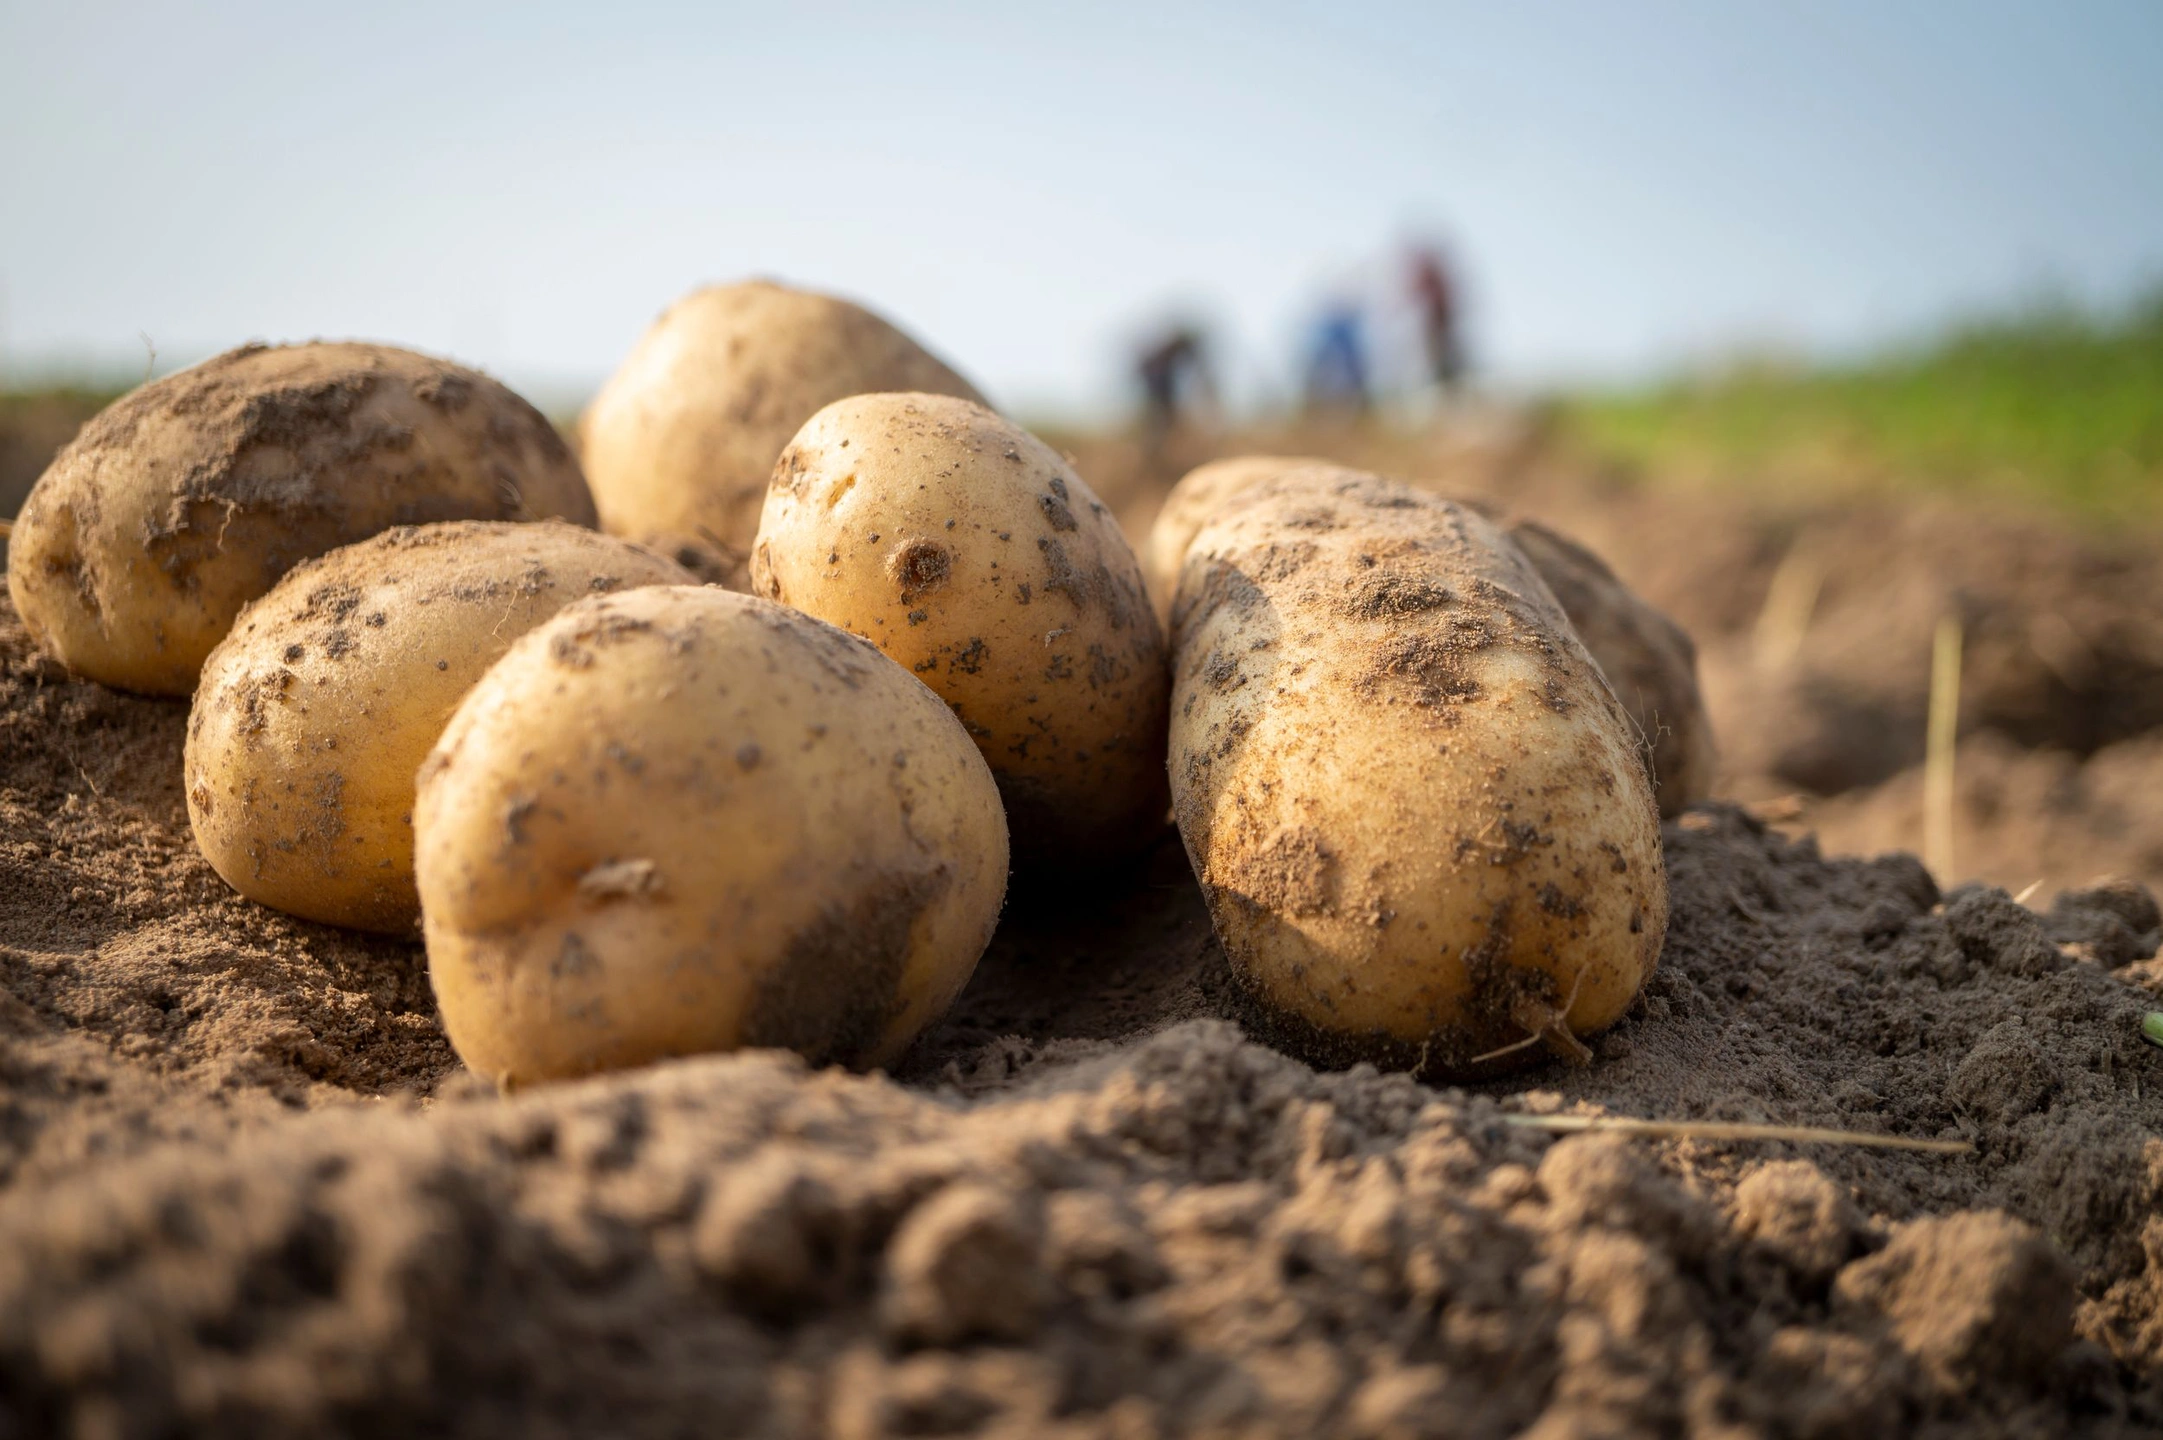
xmin=1169 ymin=464 xmax=1667 ymax=1076
xmin=1145 ymin=454 xmax=1715 ymax=815
xmin=579 ymin=281 xmax=986 ymax=586
xmin=414 ymin=585 xmax=1009 ymax=1087
xmin=6 ymin=342 xmax=595 ymax=696
xmin=184 ymin=522 xmax=693 ymax=933
xmin=751 ymin=393 xmax=1168 ymax=867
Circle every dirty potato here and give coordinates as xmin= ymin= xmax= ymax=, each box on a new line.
xmin=751 ymin=393 xmax=1168 ymax=867
xmin=6 ymin=342 xmax=596 ymax=695
xmin=1145 ymin=454 xmax=1714 ymax=814
xmin=579 ymin=281 xmax=985 ymax=585
xmin=185 ymin=522 xmax=693 ymax=933
xmin=414 ymin=586 xmax=1009 ymax=1087
xmin=1169 ymin=465 xmax=1667 ymax=1076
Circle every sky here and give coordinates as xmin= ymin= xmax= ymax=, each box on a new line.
xmin=3 ymin=0 xmax=2161 ymax=417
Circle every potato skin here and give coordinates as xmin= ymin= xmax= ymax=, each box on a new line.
xmin=1169 ymin=465 xmax=1667 ymax=1076
xmin=184 ymin=522 xmax=693 ymax=933
xmin=5 ymin=342 xmax=596 ymax=696
xmin=1146 ymin=455 xmax=1715 ymax=815
xmin=751 ymin=393 xmax=1169 ymax=867
xmin=414 ymin=586 xmax=1009 ymax=1087
xmin=1141 ymin=455 xmax=1328 ymax=628
xmin=580 ymin=282 xmax=985 ymax=586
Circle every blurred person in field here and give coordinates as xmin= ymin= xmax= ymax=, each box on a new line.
xmin=1302 ymin=294 xmax=1370 ymax=414
xmin=1134 ymin=322 xmax=1215 ymax=466
xmin=1407 ymin=242 xmax=1466 ymax=394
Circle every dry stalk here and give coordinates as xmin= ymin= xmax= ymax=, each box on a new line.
xmin=1923 ymin=614 xmax=1963 ymax=882
xmin=1499 ymin=1112 xmax=1974 ymax=1155
xmin=1751 ymin=537 xmax=1824 ymax=670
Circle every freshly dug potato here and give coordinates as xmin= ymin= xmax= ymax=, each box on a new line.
xmin=6 ymin=342 xmax=595 ymax=695
xmin=580 ymin=281 xmax=985 ymax=586
xmin=1170 ymin=464 xmax=1667 ymax=1076
xmin=414 ymin=585 xmax=1009 ymax=1087
xmin=751 ymin=393 xmax=1168 ymax=867
xmin=1145 ymin=454 xmax=1715 ymax=815
xmin=185 ymin=522 xmax=694 ymax=933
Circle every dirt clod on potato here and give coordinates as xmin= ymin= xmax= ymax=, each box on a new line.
xmin=740 ymin=869 xmax=953 ymax=1067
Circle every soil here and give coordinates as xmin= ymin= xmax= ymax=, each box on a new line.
xmin=3 ymin=414 xmax=2163 ymax=1436
xmin=0 ymin=390 xmax=102 ymax=579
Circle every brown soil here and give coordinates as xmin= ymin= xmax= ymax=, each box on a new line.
xmin=0 ymin=389 xmax=110 ymax=541
xmin=3 ymin=415 xmax=2163 ymax=1436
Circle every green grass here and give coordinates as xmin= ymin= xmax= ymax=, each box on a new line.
xmin=0 ymin=382 xmax=129 ymax=434
xmin=1556 ymin=290 xmax=2163 ymax=522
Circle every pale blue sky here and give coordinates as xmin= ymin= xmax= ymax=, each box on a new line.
xmin=3 ymin=1 xmax=2160 ymax=415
